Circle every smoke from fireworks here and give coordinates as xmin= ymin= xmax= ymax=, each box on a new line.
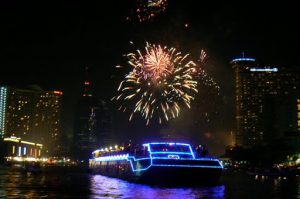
xmin=127 ymin=0 xmax=168 ymax=22
xmin=112 ymin=42 xmax=198 ymax=125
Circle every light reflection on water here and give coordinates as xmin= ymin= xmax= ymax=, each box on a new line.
xmin=90 ymin=175 xmax=225 ymax=199
xmin=1 ymin=167 xmax=300 ymax=198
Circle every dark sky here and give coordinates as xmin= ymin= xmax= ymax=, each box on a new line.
xmin=1 ymin=1 xmax=299 ymax=155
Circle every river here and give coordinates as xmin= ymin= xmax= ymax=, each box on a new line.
xmin=0 ymin=167 xmax=299 ymax=198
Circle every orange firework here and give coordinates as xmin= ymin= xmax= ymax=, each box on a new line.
xmin=112 ymin=42 xmax=198 ymax=125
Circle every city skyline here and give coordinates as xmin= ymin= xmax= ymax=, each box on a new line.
xmin=1 ymin=1 xmax=299 ymax=155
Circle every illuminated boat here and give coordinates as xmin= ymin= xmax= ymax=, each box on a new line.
xmin=89 ymin=142 xmax=223 ymax=184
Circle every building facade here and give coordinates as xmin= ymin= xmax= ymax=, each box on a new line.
xmin=0 ymin=136 xmax=43 ymax=162
xmin=0 ymin=86 xmax=62 ymax=154
xmin=231 ymin=57 xmax=299 ymax=147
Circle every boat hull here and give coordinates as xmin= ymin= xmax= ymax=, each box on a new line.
xmin=89 ymin=160 xmax=222 ymax=185
xmin=139 ymin=166 xmax=222 ymax=185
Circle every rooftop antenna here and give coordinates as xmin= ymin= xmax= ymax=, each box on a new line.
xmin=83 ymin=65 xmax=93 ymax=97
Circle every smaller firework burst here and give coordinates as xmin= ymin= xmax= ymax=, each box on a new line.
xmin=136 ymin=43 xmax=174 ymax=81
xmin=127 ymin=0 xmax=168 ymax=23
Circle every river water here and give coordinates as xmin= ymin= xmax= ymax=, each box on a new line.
xmin=0 ymin=167 xmax=299 ymax=198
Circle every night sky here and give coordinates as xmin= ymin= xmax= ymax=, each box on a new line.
xmin=1 ymin=1 xmax=299 ymax=155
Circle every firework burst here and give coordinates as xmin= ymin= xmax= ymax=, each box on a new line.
xmin=127 ymin=0 xmax=168 ymax=22
xmin=112 ymin=42 xmax=198 ymax=125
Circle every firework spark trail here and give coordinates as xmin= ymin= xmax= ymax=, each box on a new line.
xmin=194 ymin=50 xmax=220 ymax=93
xmin=199 ymin=49 xmax=207 ymax=63
xmin=113 ymin=42 xmax=198 ymax=125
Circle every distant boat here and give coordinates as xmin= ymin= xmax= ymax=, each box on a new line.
xmin=89 ymin=142 xmax=223 ymax=185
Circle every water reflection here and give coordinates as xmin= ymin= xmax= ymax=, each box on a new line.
xmin=2 ymin=167 xmax=300 ymax=198
xmin=0 ymin=168 xmax=91 ymax=198
xmin=90 ymin=175 xmax=225 ymax=199
xmin=0 ymin=169 xmax=48 ymax=198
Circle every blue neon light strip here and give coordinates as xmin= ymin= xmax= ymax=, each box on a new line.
xmin=188 ymin=144 xmax=195 ymax=159
xmin=95 ymin=154 xmax=129 ymax=161
xmin=94 ymin=154 xmax=150 ymax=162
xmin=151 ymin=157 xmax=219 ymax=161
xmin=152 ymin=164 xmax=222 ymax=169
xmin=151 ymin=152 xmax=194 ymax=155
xmin=231 ymin=58 xmax=255 ymax=62
xmin=250 ymin=68 xmax=278 ymax=72
xmin=92 ymin=155 xmax=223 ymax=171
xmin=127 ymin=156 xmax=152 ymax=172
xmin=144 ymin=142 xmax=191 ymax=146
xmin=94 ymin=155 xmax=220 ymax=162
xmin=129 ymin=157 xmax=150 ymax=161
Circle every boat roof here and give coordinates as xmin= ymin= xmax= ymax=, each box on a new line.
xmin=142 ymin=142 xmax=191 ymax=146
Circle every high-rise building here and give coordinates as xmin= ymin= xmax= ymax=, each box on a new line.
xmin=0 ymin=85 xmax=62 ymax=154
xmin=231 ymin=57 xmax=299 ymax=147
xmin=0 ymin=87 xmax=8 ymax=138
xmin=73 ymin=67 xmax=112 ymax=160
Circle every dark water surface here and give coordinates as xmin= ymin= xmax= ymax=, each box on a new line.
xmin=0 ymin=167 xmax=299 ymax=198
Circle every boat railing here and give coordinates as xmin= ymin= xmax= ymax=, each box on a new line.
xmin=92 ymin=143 xmax=215 ymax=161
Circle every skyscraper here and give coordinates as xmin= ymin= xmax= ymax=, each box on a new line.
xmin=73 ymin=67 xmax=112 ymax=160
xmin=231 ymin=57 xmax=299 ymax=147
xmin=0 ymin=85 xmax=62 ymax=154
xmin=0 ymin=87 xmax=8 ymax=138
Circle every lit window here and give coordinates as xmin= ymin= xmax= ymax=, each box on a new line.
xmin=18 ymin=146 xmax=21 ymax=156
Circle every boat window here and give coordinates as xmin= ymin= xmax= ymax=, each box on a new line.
xmin=150 ymin=144 xmax=191 ymax=153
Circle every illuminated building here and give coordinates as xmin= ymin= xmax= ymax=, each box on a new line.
xmin=0 ymin=136 xmax=43 ymax=163
xmin=231 ymin=57 xmax=299 ymax=147
xmin=0 ymin=87 xmax=8 ymax=138
xmin=0 ymin=85 xmax=62 ymax=154
xmin=73 ymin=67 xmax=113 ymax=159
